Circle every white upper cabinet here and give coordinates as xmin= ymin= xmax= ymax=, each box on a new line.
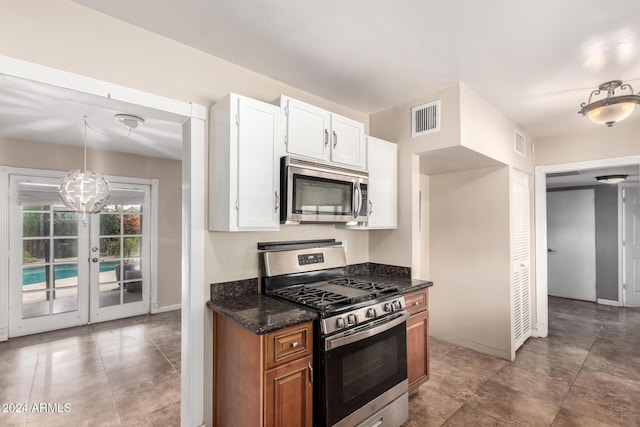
xmin=209 ymin=93 xmax=280 ymax=231
xmin=366 ymin=136 xmax=397 ymax=229
xmin=279 ymin=96 xmax=365 ymax=169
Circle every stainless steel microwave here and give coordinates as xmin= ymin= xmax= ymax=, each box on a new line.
xmin=280 ymin=156 xmax=368 ymax=224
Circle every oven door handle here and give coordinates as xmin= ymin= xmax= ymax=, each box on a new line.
xmin=325 ymin=311 xmax=409 ymax=351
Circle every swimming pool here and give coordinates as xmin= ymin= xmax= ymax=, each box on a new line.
xmin=23 ymin=261 xmax=118 ymax=285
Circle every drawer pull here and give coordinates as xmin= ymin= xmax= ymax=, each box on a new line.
xmin=291 ymin=341 xmax=300 ymax=349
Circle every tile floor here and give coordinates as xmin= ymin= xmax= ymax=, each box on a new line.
xmin=404 ymin=296 xmax=640 ymax=426
xmin=2 ymin=297 xmax=639 ymax=426
xmin=0 ymin=310 xmax=181 ymax=427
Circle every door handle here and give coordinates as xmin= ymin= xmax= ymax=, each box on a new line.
xmin=274 ymin=190 xmax=279 ymax=212
xmin=333 ymin=130 xmax=337 ymax=148
xmin=369 ymin=200 xmax=373 ymax=216
xmin=91 ymin=258 xmax=99 ymax=263
xmin=547 ymin=248 xmax=557 ymax=253
xmin=324 ymin=129 xmax=329 ymax=147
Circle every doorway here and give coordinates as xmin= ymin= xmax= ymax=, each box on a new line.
xmin=8 ymin=174 xmax=153 ymax=337
xmin=534 ymin=156 xmax=640 ymax=338
xmin=547 ymin=189 xmax=597 ymax=302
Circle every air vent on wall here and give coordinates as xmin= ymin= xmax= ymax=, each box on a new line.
xmin=412 ymin=100 xmax=440 ymax=137
xmin=514 ymin=130 xmax=526 ymax=157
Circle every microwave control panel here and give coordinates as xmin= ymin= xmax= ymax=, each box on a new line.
xmin=298 ymin=253 xmax=325 ymax=266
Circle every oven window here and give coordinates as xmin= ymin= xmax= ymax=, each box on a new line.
xmin=292 ymin=175 xmax=353 ymax=215
xmin=323 ymin=321 xmax=407 ymax=426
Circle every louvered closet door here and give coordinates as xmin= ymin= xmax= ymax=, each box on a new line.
xmin=511 ymin=170 xmax=532 ymax=353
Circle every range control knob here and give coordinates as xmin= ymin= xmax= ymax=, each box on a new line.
xmin=392 ymin=300 xmax=402 ymax=311
xmin=336 ymin=317 xmax=345 ymax=329
xmin=366 ymin=308 xmax=376 ymax=318
xmin=384 ymin=303 xmax=392 ymax=312
xmin=347 ymin=314 xmax=358 ymax=325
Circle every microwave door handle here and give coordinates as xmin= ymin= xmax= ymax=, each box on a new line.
xmin=355 ymin=182 xmax=363 ymax=219
xmin=352 ymin=182 xmax=358 ymax=219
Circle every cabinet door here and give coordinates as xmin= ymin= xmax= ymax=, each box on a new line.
xmin=330 ymin=114 xmax=365 ymax=168
xmin=407 ymin=310 xmax=429 ymax=395
xmin=265 ymin=355 xmax=313 ymax=427
xmin=284 ymin=97 xmax=331 ymax=161
xmin=237 ymin=97 xmax=280 ymax=229
xmin=367 ymin=136 xmax=397 ymax=228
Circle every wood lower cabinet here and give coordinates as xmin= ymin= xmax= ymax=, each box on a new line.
xmin=405 ymin=288 xmax=430 ymax=395
xmin=265 ymin=355 xmax=313 ymax=427
xmin=214 ymin=314 xmax=313 ymax=427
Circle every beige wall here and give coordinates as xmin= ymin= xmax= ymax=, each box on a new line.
xmin=0 ymin=137 xmax=182 ymax=307
xmin=430 ymin=166 xmax=512 ymax=359
xmin=535 ymin=121 xmax=640 ymax=166
xmin=368 ymin=85 xmax=461 ymax=270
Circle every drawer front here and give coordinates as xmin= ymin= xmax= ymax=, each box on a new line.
xmin=405 ymin=289 xmax=429 ymax=315
xmin=266 ymin=322 xmax=313 ymax=369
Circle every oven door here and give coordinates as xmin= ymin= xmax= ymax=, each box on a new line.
xmin=320 ymin=311 xmax=409 ymax=427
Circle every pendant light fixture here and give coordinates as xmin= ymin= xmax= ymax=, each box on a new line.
xmin=578 ymin=80 xmax=640 ymax=127
xmin=58 ymin=118 xmax=110 ymax=225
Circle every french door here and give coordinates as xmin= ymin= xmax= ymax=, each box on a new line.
xmin=8 ymin=175 xmax=151 ymax=337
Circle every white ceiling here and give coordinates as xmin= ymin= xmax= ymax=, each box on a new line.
xmin=2 ymin=1 xmax=640 ymax=162
xmin=546 ymin=165 xmax=639 ymax=189
xmin=71 ymin=0 xmax=640 ymax=139
xmin=0 ymin=74 xmax=184 ymax=160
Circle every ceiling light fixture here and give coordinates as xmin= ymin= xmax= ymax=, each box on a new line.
xmin=595 ymin=174 xmax=628 ymax=184
xmin=115 ymin=113 xmax=145 ymax=135
xmin=579 ymin=80 xmax=640 ymax=127
xmin=58 ymin=118 xmax=110 ymax=225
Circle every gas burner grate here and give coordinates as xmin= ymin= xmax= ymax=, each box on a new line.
xmin=328 ymin=278 xmax=399 ymax=295
xmin=272 ymin=285 xmax=353 ymax=310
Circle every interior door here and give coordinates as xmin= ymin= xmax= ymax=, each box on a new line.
xmin=547 ymin=189 xmax=597 ymax=301
xmin=90 ymin=184 xmax=150 ymax=323
xmin=9 ymin=175 xmax=89 ymax=337
xmin=622 ymin=185 xmax=640 ymax=306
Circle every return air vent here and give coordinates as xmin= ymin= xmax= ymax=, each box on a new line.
xmin=514 ymin=130 xmax=526 ymax=157
xmin=546 ymin=171 xmax=583 ymax=178
xmin=412 ymin=100 xmax=440 ymax=137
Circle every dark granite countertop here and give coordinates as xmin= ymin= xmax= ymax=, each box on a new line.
xmin=207 ymin=295 xmax=317 ymax=335
xmin=351 ymin=274 xmax=433 ymax=294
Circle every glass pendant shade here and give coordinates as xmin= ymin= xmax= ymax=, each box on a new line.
xmin=586 ymin=102 xmax=636 ymax=127
xmin=59 ymin=169 xmax=110 ymax=214
xmin=579 ymin=80 xmax=640 ymax=127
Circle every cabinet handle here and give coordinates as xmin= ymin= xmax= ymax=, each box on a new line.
xmin=414 ymin=301 xmax=420 ymax=306
xmin=369 ymin=200 xmax=373 ymax=216
xmin=308 ymin=361 xmax=314 ymax=384
xmin=324 ymin=129 xmax=329 ymax=147
xmin=291 ymin=341 xmax=299 ymax=348
xmin=274 ymin=191 xmax=279 ymax=212
xmin=333 ymin=130 xmax=337 ymax=148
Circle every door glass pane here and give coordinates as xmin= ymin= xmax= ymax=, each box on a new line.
xmin=52 ymin=287 xmax=78 ymax=314
xmin=100 ymin=213 xmax=121 ymax=235
xmin=54 ymin=264 xmax=79 ymax=287
xmin=100 ymin=237 xmax=121 ymax=259
xmin=23 ymin=212 xmax=50 ymax=237
xmin=123 ymin=260 xmax=143 ymax=302
xmin=54 ymin=239 xmax=78 ymax=262
xmin=99 ymin=283 xmax=121 ymax=308
xmin=22 ymin=266 xmax=46 ymax=291
xmin=98 ymin=260 xmax=118 ymax=284
xmin=123 ymin=237 xmax=141 ymax=258
xmin=22 ymin=291 xmax=50 ymax=318
xmin=123 ymin=214 xmax=141 ymax=234
xmin=23 ymin=240 xmax=48 ymax=264
xmin=53 ymin=211 xmax=78 ymax=236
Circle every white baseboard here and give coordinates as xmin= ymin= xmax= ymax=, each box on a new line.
xmin=152 ymin=303 xmax=181 ymax=314
xmin=597 ymin=298 xmax=620 ymax=307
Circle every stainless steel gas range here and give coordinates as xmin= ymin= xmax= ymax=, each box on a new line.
xmin=261 ymin=242 xmax=409 ymax=427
